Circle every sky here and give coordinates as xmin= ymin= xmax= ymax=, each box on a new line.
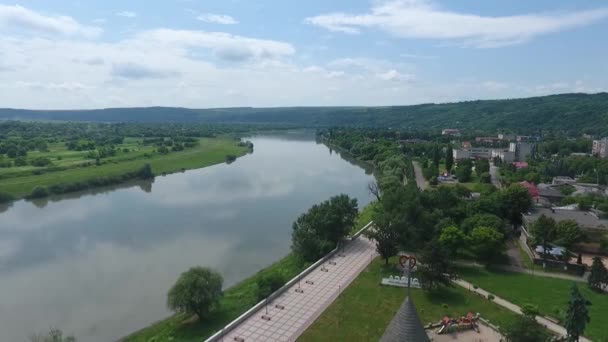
xmin=0 ymin=0 xmax=607 ymax=109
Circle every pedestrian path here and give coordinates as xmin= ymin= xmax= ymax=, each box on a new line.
xmin=217 ymin=237 xmax=378 ymax=342
xmin=453 ymin=279 xmax=592 ymax=342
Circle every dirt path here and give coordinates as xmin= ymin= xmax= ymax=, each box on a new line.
xmin=412 ymin=161 xmax=428 ymax=190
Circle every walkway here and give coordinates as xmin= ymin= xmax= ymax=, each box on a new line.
xmin=219 ymin=237 xmax=377 ymax=342
xmin=453 ymin=279 xmax=592 ymax=342
xmin=412 ymin=161 xmax=428 ymax=190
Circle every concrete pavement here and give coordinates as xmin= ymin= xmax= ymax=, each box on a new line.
xmin=215 ymin=237 xmax=378 ymax=342
xmin=412 ymin=161 xmax=428 ymax=190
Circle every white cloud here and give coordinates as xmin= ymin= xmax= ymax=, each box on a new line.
xmin=0 ymin=4 xmax=102 ymax=38
xmin=116 ymin=11 xmax=137 ymax=18
xmin=92 ymin=18 xmax=107 ymax=24
xmin=377 ymin=69 xmax=414 ymax=82
xmin=111 ymin=63 xmax=180 ymax=80
xmin=197 ymin=13 xmax=238 ymax=25
xmin=305 ymin=0 xmax=608 ymax=47
xmin=137 ymin=29 xmax=295 ymax=61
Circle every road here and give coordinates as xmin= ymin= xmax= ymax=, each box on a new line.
xmin=490 ymin=164 xmax=502 ymax=189
xmin=454 ymin=279 xmax=592 ymax=342
xmin=412 ymin=161 xmax=428 ymax=190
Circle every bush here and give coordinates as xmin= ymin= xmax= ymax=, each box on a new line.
xmin=256 ymin=271 xmax=286 ymax=301
xmin=14 ymin=157 xmax=27 ymax=167
xmin=225 ymin=154 xmax=237 ymax=163
xmin=29 ymin=186 xmax=49 ymax=199
xmin=30 ymin=157 xmax=53 ymax=167
xmin=488 ymin=294 xmax=495 ymax=301
xmin=0 ymin=191 xmax=14 ymax=203
xmin=480 ymin=172 xmax=492 ymax=184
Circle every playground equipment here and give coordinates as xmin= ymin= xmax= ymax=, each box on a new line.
xmin=436 ymin=312 xmax=480 ymax=335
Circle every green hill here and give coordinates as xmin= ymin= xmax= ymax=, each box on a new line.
xmin=2 ymin=93 xmax=607 ymax=134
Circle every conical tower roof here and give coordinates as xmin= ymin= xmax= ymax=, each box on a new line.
xmin=380 ymin=296 xmax=430 ymax=342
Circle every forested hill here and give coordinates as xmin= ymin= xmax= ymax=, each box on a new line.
xmin=2 ymin=93 xmax=607 ymax=134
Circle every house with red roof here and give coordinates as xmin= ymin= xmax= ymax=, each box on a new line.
xmin=519 ymin=181 xmax=539 ymax=202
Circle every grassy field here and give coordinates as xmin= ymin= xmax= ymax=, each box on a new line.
xmin=124 ymin=254 xmax=306 ymax=342
xmin=0 ymin=138 xmax=248 ymax=198
xmin=299 ymin=257 xmax=520 ymax=342
xmin=458 ymin=266 xmax=607 ymax=342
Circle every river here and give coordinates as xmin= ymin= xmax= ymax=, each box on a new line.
xmin=0 ymin=132 xmax=375 ymax=342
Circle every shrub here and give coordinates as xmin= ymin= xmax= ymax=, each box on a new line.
xmin=256 ymin=271 xmax=286 ymax=301
xmin=0 ymin=191 xmax=14 ymax=203
xmin=225 ymin=154 xmax=237 ymax=163
xmin=30 ymin=157 xmax=52 ymax=167
xmin=29 ymin=186 xmax=49 ymax=199
xmin=167 ymin=267 xmax=223 ymax=319
xmin=488 ymin=294 xmax=495 ymax=301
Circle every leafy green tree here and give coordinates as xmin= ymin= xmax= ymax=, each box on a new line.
xmin=417 ymin=240 xmax=455 ymax=291
xmin=432 ymin=144 xmax=441 ymax=168
xmin=29 ymin=328 xmax=76 ymax=342
xmin=445 ymin=144 xmax=454 ymax=172
xmin=469 ymin=226 xmax=505 ymax=263
xmin=476 ymin=159 xmax=490 ymax=176
xmin=504 ymin=315 xmax=551 ymax=342
xmin=291 ymin=194 xmax=358 ymax=262
xmin=29 ymin=186 xmax=49 ymax=199
xmin=588 ymin=256 xmax=608 ymax=293
xmin=521 ymin=303 xmax=540 ymax=319
xmin=368 ymin=207 xmax=399 ymax=265
xmin=438 ymin=226 xmax=466 ymax=257
xmin=460 ymin=213 xmax=505 ymax=235
xmin=137 ymin=163 xmax=154 ymax=179
xmin=500 ymin=184 xmax=533 ymax=228
xmin=167 ymin=267 xmax=223 ymax=320
xmin=531 ymin=215 xmax=557 ymax=259
xmin=455 ymin=160 xmax=472 ymax=183
xmin=479 ymin=172 xmax=492 ymax=184
xmin=565 ymin=284 xmax=590 ymax=342
xmin=0 ymin=191 xmax=14 ymax=204
xmin=555 ymin=220 xmax=585 ymax=249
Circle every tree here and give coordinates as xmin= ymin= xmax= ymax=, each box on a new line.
xmin=368 ymin=208 xmax=399 ymax=265
xmin=417 ymin=240 xmax=455 ymax=291
xmin=438 ymin=226 xmax=466 ymax=257
xmin=461 ymin=213 xmax=505 ymax=235
xmin=167 ymin=267 xmax=223 ymax=320
xmin=137 ymin=163 xmax=154 ymax=179
xmin=504 ymin=314 xmax=551 ymax=342
xmin=521 ymin=303 xmax=540 ymax=319
xmin=479 ymin=172 xmax=492 ymax=184
xmin=588 ymin=256 xmax=608 ymax=292
xmin=455 ymin=160 xmax=472 ymax=183
xmin=432 ymin=144 xmax=441 ymax=168
xmin=291 ymin=194 xmax=358 ymax=262
xmin=445 ymin=144 xmax=454 ymax=171
xmin=565 ymin=284 xmax=590 ymax=342
xmin=469 ymin=226 xmax=505 ymax=263
xmin=476 ymin=159 xmax=490 ymax=176
xmin=531 ymin=215 xmax=557 ymax=259
xmin=499 ymin=184 xmax=533 ymax=228
xmin=29 ymin=328 xmax=76 ymax=342
xmin=555 ymin=220 xmax=585 ymax=248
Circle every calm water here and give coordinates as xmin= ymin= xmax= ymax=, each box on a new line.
xmin=0 ymin=132 xmax=374 ymax=342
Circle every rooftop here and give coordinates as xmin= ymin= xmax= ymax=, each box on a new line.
xmin=523 ymin=208 xmax=608 ymax=230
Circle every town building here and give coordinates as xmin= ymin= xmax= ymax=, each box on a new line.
xmin=522 ymin=208 xmax=608 ymax=233
xmin=592 ymin=138 xmax=608 ymax=159
xmin=442 ymin=129 xmax=461 ymax=137
xmin=552 ymin=176 xmax=577 ymax=185
xmin=509 ymin=142 xmax=535 ymax=161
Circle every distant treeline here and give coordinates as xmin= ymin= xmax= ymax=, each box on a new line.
xmin=2 ymin=93 xmax=608 ymax=135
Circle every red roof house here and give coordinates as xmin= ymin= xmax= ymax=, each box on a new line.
xmin=513 ymin=162 xmax=529 ymax=169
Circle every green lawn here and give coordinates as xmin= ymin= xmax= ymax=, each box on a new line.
xmin=299 ymin=257 xmax=520 ymax=342
xmin=0 ymin=138 xmax=247 ymax=198
xmin=124 ymin=254 xmax=307 ymax=342
xmin=458 ymin=266 xmax=607 ymax=342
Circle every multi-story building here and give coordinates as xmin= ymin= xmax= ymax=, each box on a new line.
xmin=509 ymin=142 xmax=535 ymax=162
xmin=592 ymin=138 xmax=608 ymax=159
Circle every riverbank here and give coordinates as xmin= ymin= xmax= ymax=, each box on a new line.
xmin=0 ymin=138 xmax=249 ymax=201
xmin=121 ymin=205 xmax=375 ymax=342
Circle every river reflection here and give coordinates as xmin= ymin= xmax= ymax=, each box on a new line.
xmin=0 ymin=133 xmax=374 ymax=342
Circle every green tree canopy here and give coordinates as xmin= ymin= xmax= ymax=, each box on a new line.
xmin=531 ymin=214 xmax=557 ymax=258
xmin=438 ymin=226 xmax=466 ymax=257
xmin=588 ymin=256 xmax=608 ymax=293
xmin=469 ymin=226 xmax=505 ymax=264
xmin=555 ymin=220 xmax=585 ymax=248
xmin=566 ymin=284 xmax=590 ymax=342
xmin=167 ymin=267 xmax=223 ymax=320
xmin=417 ymin=240 xmax=456 ymax=291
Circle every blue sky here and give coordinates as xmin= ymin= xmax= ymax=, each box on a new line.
xmin=0 ymin=0 xmax=607 ymax=109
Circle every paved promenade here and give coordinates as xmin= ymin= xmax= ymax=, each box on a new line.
xmin=219 ymin=237 xmax=377 ymax=342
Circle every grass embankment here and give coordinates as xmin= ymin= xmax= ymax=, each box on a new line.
xmin=299 ymin=257 xmax=520 ymax=341
xmin=458 ymin=266 xmax=607 ymax=342
xmin=0 ymin=138 xmax=247 ymax=199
